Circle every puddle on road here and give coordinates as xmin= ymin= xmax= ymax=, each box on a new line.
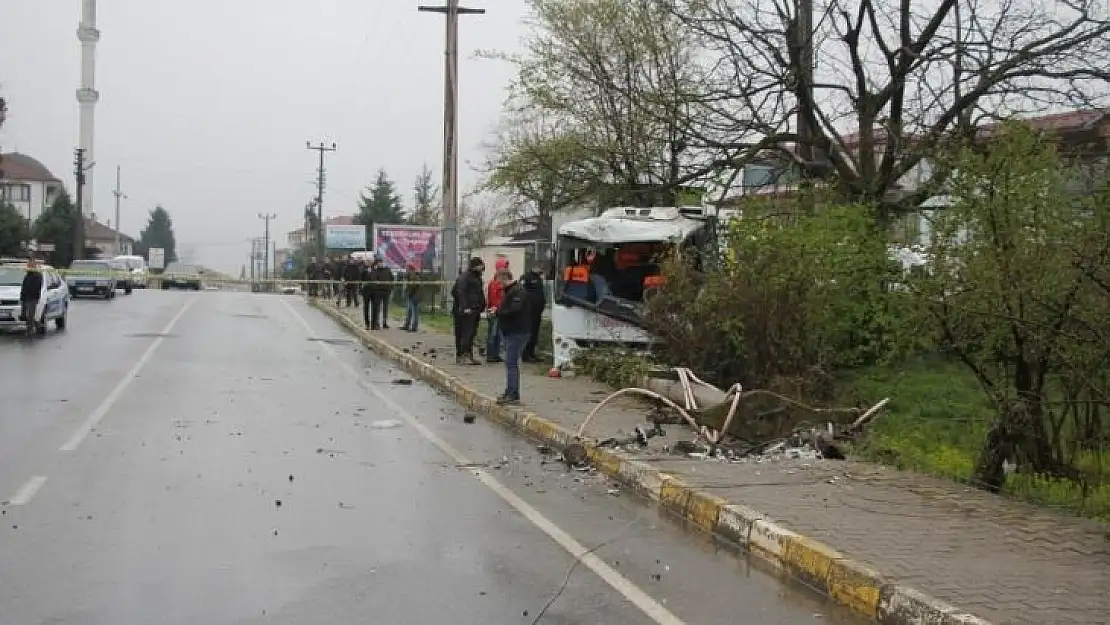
xmin=124 ymin=332 xmax=177 ymax=338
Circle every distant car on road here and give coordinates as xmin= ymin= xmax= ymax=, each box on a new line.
xmin=161 ymin=262 xmax=203 ymax=291
xmin=0 ymin=263 xmax=70 ymax=334
xmin=66 ymin=260 xmax=120 ymax=299
xmin=113 ymin=254 xmax=149 ymax=288
xmin=108 ymin=259 xmax=134 ymax=295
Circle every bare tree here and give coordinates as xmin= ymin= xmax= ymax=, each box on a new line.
xmin=671 ymin=0 xmax=1110 ymax=223
xmin=480 ymin=112 xmax=596 ymax=237
xmin=498 ymin=0 xmax=727 ymax=208
xmin=459 ymin=192 xmax=507 ymax=250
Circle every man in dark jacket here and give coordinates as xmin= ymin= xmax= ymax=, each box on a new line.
xmin=306 ymin=257 xmax=319 ymax=297
xmin=520 ymin=265 xmax=546 ymax=362
xmin=494 ymin=270 xmax=530 ymax=405
xmin=401 ymin=262 xmax=423 ymax=332
xmin=364 ymin=254 xmax=394 ymax=330
xmin=20 ymin=259 xmax=44 ymax=331
xmin=453 ymin=257 xmax=486 ymax=365
xmin=342 ymin=256 xmax=361 ymax=308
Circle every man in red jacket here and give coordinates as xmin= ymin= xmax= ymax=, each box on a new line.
xmin=484 ymin=257 xmax=510 ymax=363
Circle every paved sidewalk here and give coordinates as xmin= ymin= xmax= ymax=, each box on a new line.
xmin=325 ymin=303 xmax=1110 ymax=625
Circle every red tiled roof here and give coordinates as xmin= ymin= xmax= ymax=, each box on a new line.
xmin=288 ymin=214 xmax=357 ymax=236
xmin=84 ymin=218 xmax=135 ymax=243
xmin=0 ymin=152 xmax=62 ymax=183
xmin=836 ymin=108 xmax=1108 ymax=148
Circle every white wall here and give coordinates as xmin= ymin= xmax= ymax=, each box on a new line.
xmin=1 ymin=180 xmax=59 ymax=223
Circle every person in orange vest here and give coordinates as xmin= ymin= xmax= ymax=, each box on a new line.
xmin=563 ymin=255 xmax=591 ymax=300
xmin=485 ymin=257 xmax=511 ymax=362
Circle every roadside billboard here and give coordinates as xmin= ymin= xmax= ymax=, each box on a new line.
xmin=371 ymin=224 xmax=442 ymax=273
xmin=325 ymin=224 xmax=367 ymax=249
xmin=148 ymin=247 xmax=165 ymax=270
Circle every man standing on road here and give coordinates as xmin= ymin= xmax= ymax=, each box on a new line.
xmin=494 ymin=270 xmax=530 ymax=405
xmin=520 ymin=264 xmax=547 ymax=363
xmin=453 ymin=257 xmax=486 ymax=365
xmin=365 ymin=254 xmax=394 ymax=330
xmin=401 ymin=262 xmax=423 ymax=332
xmin=342 ymin=256 xmax=361 ymax=308
xmin=19 ymin=258 xmax=43 ymax=333
xmin=484 ymin=257 xmax=510 ymax=363
xmin=306 ymin=257 xmax=319 ymax=297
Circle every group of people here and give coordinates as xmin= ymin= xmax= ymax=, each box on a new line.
xmin=451 ymin=256 xmax=546 ymax=406
xmin=304 ymin=254 xmax=426 ymax=332
xmin=306 ymin=253 xmax=546 ymax=406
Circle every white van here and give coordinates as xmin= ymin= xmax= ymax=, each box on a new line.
xmin=113 ymin=255 xmax=149 ymax=288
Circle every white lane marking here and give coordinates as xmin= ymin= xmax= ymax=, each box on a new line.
xmin=7 ymin=475 xmax=48 ymax=506
xmin=59 ymin=296 xmax=198 ymax=452
xmin=281 ymin=299 xmax=686 ymax=625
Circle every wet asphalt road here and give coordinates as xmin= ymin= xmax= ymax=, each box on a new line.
xmin=0 ymin=291 xmax=869 ymax=625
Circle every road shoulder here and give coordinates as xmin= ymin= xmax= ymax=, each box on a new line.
xmin=311 ymin=298 xmax=1110 ymax=625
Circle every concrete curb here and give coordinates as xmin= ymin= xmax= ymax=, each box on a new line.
xmin=310 ymin=299 xmax=993 ymax=625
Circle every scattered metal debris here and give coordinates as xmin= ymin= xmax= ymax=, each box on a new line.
xmin=462 ymin=413 xmax=477 ymax=424
xmin=391 ymin=378 xmax=413 ymax=385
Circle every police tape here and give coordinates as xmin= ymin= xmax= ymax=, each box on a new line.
xmin=50 ymin=269 xmax=459 ymax=287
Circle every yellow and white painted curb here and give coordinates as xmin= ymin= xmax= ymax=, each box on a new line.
xmin=311 ymin=299 xmax=993 ymax=625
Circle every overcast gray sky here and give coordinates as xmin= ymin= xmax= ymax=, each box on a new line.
xmin=0 ymin=0 xmax=524 ymax=273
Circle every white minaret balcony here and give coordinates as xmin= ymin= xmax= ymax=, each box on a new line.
xmin=77 ymin=26 xmax=100 ymax=43
xmin=76 ymin=88 xmax=99 ymax=103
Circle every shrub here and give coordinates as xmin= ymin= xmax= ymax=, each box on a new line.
xmin=643 ymin=204 xmax=906 ymax=397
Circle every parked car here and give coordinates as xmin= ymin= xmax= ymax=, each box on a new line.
xmin=0 ymin=263 xmax=70 ymax=334
xmin=66 ymin=259 xmax=120 ymax=299
xmin=161 ymin=262 xmax=203 ymax=291
xmin=108 ymin=259 xmax=134 ymax=295
xmin=113 ymin=254 xmax=149 ymax=288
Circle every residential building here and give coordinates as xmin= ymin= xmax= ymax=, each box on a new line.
xmin=83 ymin=218 xmax=135 ymax=256
xmin=0 ymin=152 xmax=64 ymax=224
xmin=725 ymin=108 xmax=1110 ymax=244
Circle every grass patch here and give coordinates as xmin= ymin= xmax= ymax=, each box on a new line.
xmin=843 ymin=359 xmax=1110 ymax=521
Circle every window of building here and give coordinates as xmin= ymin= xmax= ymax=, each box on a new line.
xmin=0 ymin=184 xmax=31 ymax=202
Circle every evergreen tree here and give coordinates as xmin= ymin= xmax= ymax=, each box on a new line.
xmin=137 ymin=205 xmax=178 ymax=263
xmin=355 ymin=168 xmax=405 ymax=242
xmin=0 ymin=202 xmax=28 ymax=257
xmin=32 ymin=192 xmax=78 ymax=266
xmin=410 ymin=163 xmax=440 ymax=226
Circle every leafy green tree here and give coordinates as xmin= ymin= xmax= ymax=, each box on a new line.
xmin=910 ymin=123 xmax=1110 ymax=492
xmin=409 ymin=164 xmax=439 ymax=226
xmin=494 ymin=0 xmax=714 ymax=209
xmin=0 ymin=202 xmax=28 ymax=256
xmin=32 ymin=191 xmax=78 ymax=267
xmin=355 ymin=168 xmax=405 ymax=241
xmin=136 ymin=205 xmax=178 ymax=263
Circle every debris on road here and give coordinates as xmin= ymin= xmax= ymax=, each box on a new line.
xmin=391 ymin=378 xmax=413 ymax=385
xmin=463 ymin=412 xmax=477 ymax=424
xmin=368 ymin=419 xmax=402 ymax=429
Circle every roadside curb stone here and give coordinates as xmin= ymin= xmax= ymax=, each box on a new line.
xmin=310 ymin=298 xmax=997 ymax=625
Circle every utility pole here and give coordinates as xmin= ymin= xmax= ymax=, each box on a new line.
xmin=258 ymin=212 xmax=276 ymax=282
xmin=72 ymin=148 xmax=93 ymax=262
xmin=419 ymin=0 xmax=485 ymax=283
xmin=112 ymin=165 xmax=127 ymax=255
xmin=306 ymin=141 xmax=336 ymax=260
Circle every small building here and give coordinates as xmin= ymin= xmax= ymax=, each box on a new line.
xmin=83 ymin=217 xmax=135 ymax=257
xmin=287 ymin=215 xmax=358 ymax=249
xmin=0 ymin=152 xmax=64 ymax=224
